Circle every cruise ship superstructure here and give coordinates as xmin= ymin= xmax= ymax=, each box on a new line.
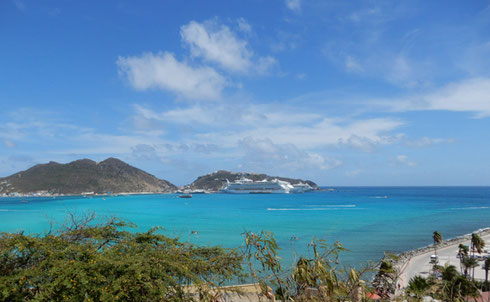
xmin=222 ymin=177 xmax=302 ymax=194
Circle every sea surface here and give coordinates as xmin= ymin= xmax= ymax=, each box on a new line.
xmin=1 ymin=187 xmax=490 ymax=270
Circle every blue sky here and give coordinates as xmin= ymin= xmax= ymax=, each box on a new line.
xmin=1 ymin=0 xmax=490 ymax=186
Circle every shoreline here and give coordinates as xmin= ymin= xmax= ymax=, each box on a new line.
xmin=397 ymin=227 xmax=490 ymax=261
xmin=0 ymin=191 xmax=179 ymax=198
xmin=394 ymin=227 xmax=490 ymax=289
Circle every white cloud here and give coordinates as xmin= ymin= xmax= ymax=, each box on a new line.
xmin=405 ymin=137 xmax=456 ymax=147
xmin=237 ymin=18 xmax=252 ymax=33
xmin=181 ymin=20 xmax=252 ymax=73
xmin=133 ymin=103 xmax=323 ymax=128
xmin=345 ymin=169 xmax=362 ymax=177
xmin=196 ymin=115 xmax=403 ymax=150
xmin=238 ymin=137 xmax=342 ymax=170
xmin=3 ymin=140 xmax=16 ymax=148
xmin=393 ymin=154 xmax=416 ymax=166
xmin=379 ymin=77 xmax=490 ymax=117
xmin=285 ymin=0 xmax=301 ymax=12
xmin=347 ymin=7 xmax=382 ymax=23
xmin=345 ymin=56 xmax=363 ymax=73
xmin=131 ymin=104 xmax=404 ymax=153
xmin=256 ymin=56 xmax=278 ymax=75
xmin=180 ymin=20 xmax=276 ymax=74
xmin=12 ymin=0 xmax=26 ymax=11
xmin=117 ymin=52 xmax=226 ymax=100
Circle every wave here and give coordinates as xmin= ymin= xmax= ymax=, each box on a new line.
xmin=0 ymin=209 xmax=38 ymax=212
xmin=304 ymin=204 xmax=356 ymax=208
xmin=450 ymin=206 xmax=490 ymax=210
xmin=267 ymin=207 xmax=357 ymax=211
xmin=370 ymin=196 xmax=388 ymax=199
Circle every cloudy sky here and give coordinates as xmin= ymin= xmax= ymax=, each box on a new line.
xmin=1 ymin=0 xmax=490 ymax=185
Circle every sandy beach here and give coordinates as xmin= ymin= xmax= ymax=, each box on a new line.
xmin=397 ymin=229 xmax=490 ymax=289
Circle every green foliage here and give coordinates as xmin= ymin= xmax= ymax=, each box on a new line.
xmin=420 ymin=264 xmax=482 ymax=302
xmin=432 ymin=231 xmax=443 ymax=245
xmin=471 ymin=233 xmax=485 ymax=254
xmin=0 ymin=215 xmax=243 ymax=301
xmin=406 ymin=276 xmax=430 ymax=301
xmin=243 ymin=231 xmax=375 ymax=302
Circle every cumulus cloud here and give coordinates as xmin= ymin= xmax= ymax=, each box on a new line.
xmin=378 ymin=77 xmax=490 ymax=117
xmin=132 ymin=104 xmax=404 ymax=154
xmin=393 ymin=154 xmax=416 ymax=166
xmin=345 ymin=55 xmax=364 ymax=73
xmin=181 ymin=20 xmax=252 ymax=72
xmin=238 ymin=137 xmax=342 ymax=170
xmin=131 ymin=144 xmax=159 ymax=161
xmin=237 ymin=18 xmax=252 ymax=33
xmin=405 ymin=137 xmax=456 ymax=147
xmin=285 ymin=0 xmax=301 ymax=12
xmin=180 ymin=20 xmax=276 ymax=74
xmin=117 ymin=52 xmax=226 ymax=100
xmin=193 ymin=114 xmax=403 ymax=150
xmin=340 ymin=133 xmax=403 ymax=152
xmin=133 ymin=103 xmax=323 ymax=129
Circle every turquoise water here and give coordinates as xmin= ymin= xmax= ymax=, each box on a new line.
xmin=1 ymin=187 xmax=490 ymax=269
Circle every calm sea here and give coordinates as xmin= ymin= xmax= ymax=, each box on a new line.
xmin=1 ymin=187 xmax=490 ymax=269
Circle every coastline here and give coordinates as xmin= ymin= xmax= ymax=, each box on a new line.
xmin=394 ymin=227 xmax=490 ymax=288
xmin=0 ymin=191 xmax=178 ymax=198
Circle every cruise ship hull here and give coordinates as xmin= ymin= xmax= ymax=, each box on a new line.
xmin=222 ymin=178 xmax=293 ymax=194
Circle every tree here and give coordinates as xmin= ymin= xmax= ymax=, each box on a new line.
xmin=406 ymin=276 xmax=430 ymax=301
xmin=462 ymin=256 xmax=479 ymax=280
xmin=432 ymin=231 xmax=443 ymax=258
xmin=431 ymin=264 xmax=481 ymax=302
xmin=440 ymin=264 xmax=459 ymax=282
xmin=457 ymin=244 xmax=469 ymax=274
xmin=0 ymin=215 xmax=244 ymax=301
xmin=471 ymin=233 xmax=485 ymax=255
xmin=484 ymin=258 xmax=490 ymax=286
xmin=243 ymin=231 xmax=376 ymax=302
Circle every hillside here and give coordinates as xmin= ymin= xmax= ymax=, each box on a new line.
xmin=0 ymin=158 xmax=177 ymax=195
xmin=188 ymin=170 xmax=318 ymax=192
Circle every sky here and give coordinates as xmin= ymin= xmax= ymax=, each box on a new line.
xmin=1 ymin=0 xmax=490 ymax=186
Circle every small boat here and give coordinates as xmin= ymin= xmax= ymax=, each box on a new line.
xmin=179 ymin=194 xmax=192 ymax=198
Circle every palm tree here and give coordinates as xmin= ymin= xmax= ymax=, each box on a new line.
xmin=462 ymin=256 xmax=479 ymax=280
xmin=432 ymin=231 xmax=443 ymax=259
xmin=440 ymin=264 xmax=459 ymax=282
xmin=484 ymin=258 xmax=490 ymax=286
xmin=443 ymin=275 xmax=480 ymax=302
xmin=471 ymin=233 xmax=485 ymax=255
xmin=457 ymin=244 xmax=469 ymax=274
xmin=406 ymin=276 xmax=430 ymax=301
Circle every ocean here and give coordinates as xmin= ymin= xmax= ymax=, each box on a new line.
xmin=1 ymin=187 xmax=490 ymax=270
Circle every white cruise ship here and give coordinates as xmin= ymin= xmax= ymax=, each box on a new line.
xmin=222 ymin=177 xmax=294 ymax=194
xmin=290 ymin=182 xmax=313 ymax=193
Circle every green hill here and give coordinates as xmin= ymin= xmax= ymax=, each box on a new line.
xmin=188 ymin=170 xmax=318 ymax=192
xmin=0 ymin=158 xmax=177 ymax=195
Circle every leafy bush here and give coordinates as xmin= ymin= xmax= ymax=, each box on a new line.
xmin=0 ymin=214 xmax=243 ymax=301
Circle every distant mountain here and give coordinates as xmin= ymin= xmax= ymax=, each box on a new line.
xmin=188 ymin=170 xmax=318 ymax=192
xmin=0 ymin=158 xmax=177 ymax=195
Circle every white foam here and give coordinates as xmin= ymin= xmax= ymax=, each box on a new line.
xmin=450 ymin=206 xmax=490 ymax=210
xmin=267 ymin=207 xmax=357 ymax=211
xmin=305 ymin=204 xmax=356 ymax=208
